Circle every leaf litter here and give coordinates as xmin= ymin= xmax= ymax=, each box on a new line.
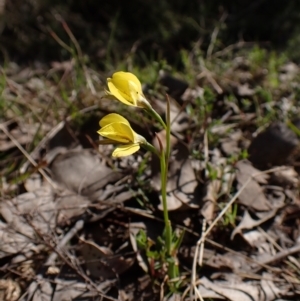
xmin=2 ymin=51 xmax=300 ymax=301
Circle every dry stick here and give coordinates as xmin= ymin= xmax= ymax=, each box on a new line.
xmin=203 ymin=131 xmax=209 ymax=179
xmin=198 ymin=219 xmax=206 ymax=267
xmin=21 ymin=220 xmax=117 ymax=301
xmin=20 ymin=105 xmax=98 ymax=174
xmin=46 ymin=219 xmax=84 ymax=266
xmin=0 ymin=124 xmax=58 ymax=190
xmin=190 ymin=166 xmax=284 ymax=300
xmin=258 ymin=226 xmax=283 ymax=251
xmin=188 ymin=130 xmax=208 ymax=300
xmin=19 ymin=219 xmax=85 ymax=301
xmin=189 ymin=219 xmax=206 ymax=301
xmin=206 ymin=11 xmax=228 ymax=58
xmin=59 ymin=16 xmax=96 ymax=95
xmin=194 ymin=236 xmax=300 ymax=283
xmin=127 ymin=40 xmax=141 ymax=71
xmin=204 ymin=238 xmax=280 ymax=274
xmin=198 ymin=60 xmax=223 ymax=94
xmin=257 ymin=226 xmax=300 ymax=270
xmin=201 ymin=166 xmax=284 ymax=246
xmin=4 ymin=56 xmax=84 ymax=175
xmin=4 ymin=78 xmax=47 ymax=126
xmin=254 ymin=243 xmax=300 ymax=273
xmin=160 ymin=275 xmax=168 ymax=301
xmin=48 ymin=16 xmax=96 ymax=95
xmin=212 ymin=41 xmax=266 ymax=59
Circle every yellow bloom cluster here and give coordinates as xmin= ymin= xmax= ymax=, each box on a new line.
xmin=98 ymin=71 xmax=151 ymax=157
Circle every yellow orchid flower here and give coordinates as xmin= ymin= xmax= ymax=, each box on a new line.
xmin=98 ymin=113 xmax=146 ymax=157
xmin=106 ymin=71 xmax=151 ymax=109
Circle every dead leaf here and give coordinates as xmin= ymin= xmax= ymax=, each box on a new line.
xmin=198 ymin=276 xmax=258 ymax=301
xmin=0 ymin=183 xmax=90 ymax=257
xmin=0 ymin=221 xmax=35 ymax=258
xmin=242 ymin=230 xmax=270 ymax=248
xmin=20 ymin=121 xmax=78 ymax=173
xmin=201 ymin=151 xmax=235 ymax=222
xmin=32 ymin=278 xmax=113 ymax=301
xmin=0 ymin=122 xmax=40 ymax=152
xmin=231 ymin=209 xmax=277 ymax=240
xmin=201 ymin=176 xmax=223 ymax=222
xmin=205 ymin=251 xmax=248 ymax=272
xmin=198 ymin=274 xmax=287 ymax=301
xmin=51 ymin=280 xmax=113 ymax=301
xmin=220 ymin=129 xmax=243 ymax=156
xmin=0 ymin=279 xmax=21 ymax=301
xmin=0 ymin=186 xmax=56 ymax=258
xmin=271 ymin=167 xmax=298 ymax=187
xmin=55 ymin=190 xmax=90 ymax=225
xmin=50 ymin=149 xmax=123 ymax=200
xmin=80 ymin=239 xmax=134 ymax=278
xmin=50 ymin=60 xmax=74 ymax=73
xmin=24 ymin=173 xmax=43 ymax=192
xmin=151 ymin=131 xmax=200 ymax=210
xmin=260 ymin=272 xmax=285 ymax=300
xmin=32 ymin=280 xmax=52 ymax=301
xmin=26 ymin=77 xmax=45 ymax=91
xmin=181 ymin=86 xmax=204 ymax=103
xmin=152 ymin=94 xmax=191 ymax=136
xmin=279 ymin=62 xmax=299 ymax=82
xmin=236 ymin=83 xmax=255 ymax=97
xmin=235 ymin=160 xmax=271 ymax=211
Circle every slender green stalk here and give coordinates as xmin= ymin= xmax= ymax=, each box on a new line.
xmin=159 ymin=152 xmax=171 ymax=254
xmin=145 ymin=107 xmax=167 ymax=130
xmin=142 ymin=141 xmax=160 ymax=158
xmin=165 ymin=95 xmax=171 ymax=164
xmin=164 ymin=95 xmax=172 ymax=253
xmin=141 ymin=94 xmax=181 ymax=281
xmin=149 ymin=95 xmax=177 ymax=280
xmin=164 ymin=94 xmax=177 ymax=279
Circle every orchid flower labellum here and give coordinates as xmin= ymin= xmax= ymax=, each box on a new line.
xmin=106 ymin=71 xmax=151 ymax=109
xmin=98 ymin=113 xmax=146 ymax=157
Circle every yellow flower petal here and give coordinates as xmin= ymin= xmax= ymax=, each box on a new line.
xmin=98 ymin=122 xmax=134 ymax=143
xmin=100 ymin=113 xmax=130 ymax=128
xmin=98 ymin=112 xmax=148 ymax=157
xmin=107 ymin=79 xmax=135 ymax=106
xmin=128 ymin=80 xmax=142 ymax=103
xmin=112 ymin=143 xmax=140 ymax=157
xmin=112 ymin=72 xmax=142 ymax=92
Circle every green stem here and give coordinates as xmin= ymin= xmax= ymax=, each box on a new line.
xmin=160 ymin=153 xmax=172 ymax=255
xmin=165 ymin=95 xmax=171 ymax=170
xmin=144 ymin=107 xmax=167 ymax=130
xmin=164 ymin=95 xmax=177 ymax=279
xmin=141 ymin=142 xmax=160 ymax=158
xmin=145 ymin=100 xmax=177 ymax=280
xmin=142 ymin=138 xmax=171 ymax=258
